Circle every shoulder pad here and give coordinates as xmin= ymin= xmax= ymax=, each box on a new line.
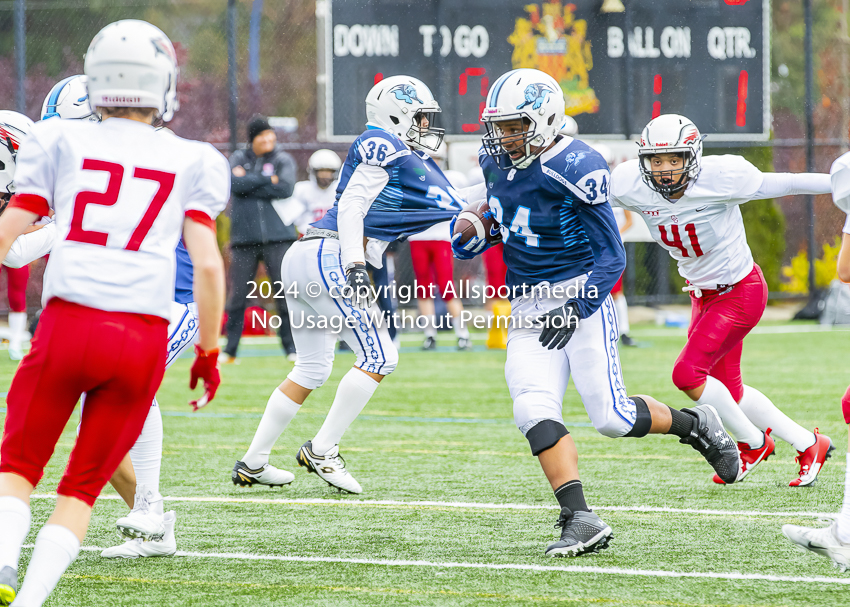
xmin=353 ymin=129 xmax=410 ymax=167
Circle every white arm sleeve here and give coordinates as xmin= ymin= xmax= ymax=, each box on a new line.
xmin=843 ymin=214 xmax=850 ymax=235
xmin=456 ymin=182 xmax=487 ymax=207
xmin=752 ymin=173 xmax=832 ymax=200
xmin=338 ymin=163 xmax=390 ymax=269
xmin=3 ymin=221 xmax=57 ymax=268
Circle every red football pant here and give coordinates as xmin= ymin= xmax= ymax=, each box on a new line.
xmin=409 ymin=240 xmax=456 ymax=302
xmin=611 ymin=273 xmax=624 ymax=296
xmin=672 ymin=264 xmax=767 ymax=403
xmin=3 ymin=265 xmax=29 ymax=312
xmin=0 ymin=298 xmax=167 ymax=506
xmin=483 ymin=243 xmax=507 ymax=291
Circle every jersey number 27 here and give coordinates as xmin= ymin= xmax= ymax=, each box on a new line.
xmin=67 ymin=159 xmax=175 ymax=251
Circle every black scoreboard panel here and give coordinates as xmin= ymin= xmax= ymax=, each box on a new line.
xmin=318 ymin=0 xmax=767 ymax=140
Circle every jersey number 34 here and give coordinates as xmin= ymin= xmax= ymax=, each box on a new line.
xmin=487 ymin=196 xmax=540 ymax=247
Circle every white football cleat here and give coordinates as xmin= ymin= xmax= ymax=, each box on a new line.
xmin=296 ymin=441 xmax=362 ymax=494
xmin=8 ymin=344 xmax=23 ymax=361
xmin=116 ymin=484 xmax=165 ymax=540
xmin=232 ymin=460 xmax=295 ymax=487
xmin=102 ymin=511 xmax=177 ymax=559
xmin=782 ymin=521 xmax=850 ymax=572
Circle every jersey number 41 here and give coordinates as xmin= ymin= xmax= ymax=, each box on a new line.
xmin=658 ymin=223 xmax=704 ymax=258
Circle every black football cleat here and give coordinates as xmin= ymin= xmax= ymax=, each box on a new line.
xmin=619 ymin=334 xmax=638 ymax=347
xmin=231 ymin=460 xmax=294 ymax=488
xmin=544 ymin=508 xmax=613 ymax=557
xmin=422 ymin=336 xmax=437 ymax=350
xmin=680 ymin=405 xmax=741 ymax=484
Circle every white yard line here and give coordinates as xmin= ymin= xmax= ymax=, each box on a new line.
xmin=53 ymin=545 xmax=850 ymax=585
xmin=29 ymin=493 xmax=834 ymax=518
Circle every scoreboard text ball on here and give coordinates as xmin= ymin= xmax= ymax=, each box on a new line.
xmin=317 ymin=0 xmax=768 ymax=142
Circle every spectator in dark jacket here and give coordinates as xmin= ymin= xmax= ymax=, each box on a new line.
xmin=224 ymin=115 xmax=298 ymax=362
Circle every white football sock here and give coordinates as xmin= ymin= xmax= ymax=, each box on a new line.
xmin=837 ymin=455 xmax=850 ymax=544
xmin=614 ymin=295 xmax=630 ymax=336
xmin=242 ymin=388 xmax=301 ymax=469
xmin=8 ymin=311 xmax=26 ymax=349
xmin=13 ymin=524 xmax=79 ymax=607
xmin=424 ymin=316 xmax=437 ymax=338
xmin=0 ymin=496 xmax=30 ymax=570
xmin=697 ymin=376 xmax=764 ymax=449
xmin=738 ymin=385 xmax=815 ymax=452
xmin=311 ymin=368 xmax=379 ymax=455
xmin=129 ymin=402 xmax=163 ymax=499
xmin=452 ymin=314 xmax=470 ymax=339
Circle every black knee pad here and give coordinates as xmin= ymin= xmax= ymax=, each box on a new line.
xmin=623 ymin=396 xmax=652 ymax=438
xmin=526 ymin=420 xmax=569 ymax=456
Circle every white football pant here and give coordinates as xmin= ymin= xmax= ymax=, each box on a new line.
xmin=507 ymin=276 xmax=636 ymax=439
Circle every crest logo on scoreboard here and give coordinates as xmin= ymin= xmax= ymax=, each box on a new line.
xmin=508 ymin=1 xmax=599 ymax=117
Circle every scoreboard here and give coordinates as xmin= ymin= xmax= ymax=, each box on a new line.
xmin=317 ymin=0 xmax=768 ymax=141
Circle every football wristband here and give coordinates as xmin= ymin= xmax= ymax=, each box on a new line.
xmin=196 ymin=346 xmax=220 ymax=358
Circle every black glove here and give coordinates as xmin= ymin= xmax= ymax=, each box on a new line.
xmin=344 ymin=263 xmax=374 ymax=310
xmin=538 ymin=302 xmax=580 ymax=350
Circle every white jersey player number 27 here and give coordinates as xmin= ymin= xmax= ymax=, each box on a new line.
xmin=69 ymin=158 xmax=174 ymax=250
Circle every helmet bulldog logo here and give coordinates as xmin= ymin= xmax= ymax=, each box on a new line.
xmin=517 ymin=83 xmax=553 ymax=110
xmin=389 ymin=84 xmax=423 ymax=105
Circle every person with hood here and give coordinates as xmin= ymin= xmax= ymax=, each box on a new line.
xmin=224 ymin=115 xmax=298 ymax=362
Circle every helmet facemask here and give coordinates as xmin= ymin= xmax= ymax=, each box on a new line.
xmin=1 ymin=133 xmax=17 ymax=198
xmin=482 ymin=114 xmax=546 ymax=170
xmin=639 ymin=151 xmax=698 ymax=198
xmin=404 ymin=109 xmax=444 ymax=152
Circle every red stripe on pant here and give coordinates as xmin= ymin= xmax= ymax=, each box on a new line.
xmin=4 ymin=265 xmax=29 ymax=312
xmin=671 ymin=264 xmax=767 ymax=402
xmin=0 ymin=298 xmax=167 ymax=506
xmin=409 ymin=240 xmax=456 ymax=301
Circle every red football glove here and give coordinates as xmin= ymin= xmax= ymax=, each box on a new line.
xmin=842 ymin=384 xmax=850 ymax=425
xmin=189 ymin=345 xmax=221 ymax=411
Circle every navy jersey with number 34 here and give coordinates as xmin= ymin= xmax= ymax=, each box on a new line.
xmin=481 ymin=137 xmax=625 ymax=319
xmin=313 ymin=128 xmax=462 ymax=240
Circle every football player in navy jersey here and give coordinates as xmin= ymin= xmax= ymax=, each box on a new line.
xmin=232 ymin=75 xmax=463 ymax=494
xmin=453 ymin=68 xmax=741 ymax=557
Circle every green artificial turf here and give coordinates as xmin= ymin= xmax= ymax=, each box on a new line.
xmin=1 ymin=324 xmax=849 ymax=606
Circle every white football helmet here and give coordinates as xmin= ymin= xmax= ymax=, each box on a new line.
xmin=561 ymin=115 xmax=579 ymax=137
xmin=41 ymin=75 xmax=99 ymax=122
xmin=308 ymin=149 xmax=342 ymax=189
xmin=365 ymin=75 xmax=444 ymax=152
xmin=481 ymin=68 xmax=566 ymax=170
xmin=84 ymin=19 xmax=179 ymax=122
xmin=637 ymin=114 xmax=704 ymax=197
xmin=0 ymin=110 xmax=35 ymax=199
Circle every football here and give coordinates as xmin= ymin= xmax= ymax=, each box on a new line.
xmin=452 ymin=199 xmax=503 ymax=246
